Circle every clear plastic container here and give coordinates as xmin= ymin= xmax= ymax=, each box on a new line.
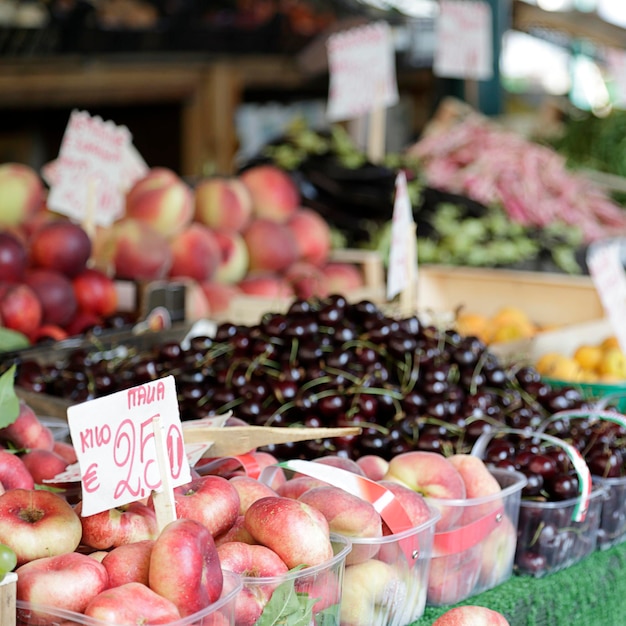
xmin=425 ymin=469 xmax=527 ymax=606
xmin=594 ymin=475 xmax=626 ymax=550
xmin=234 ymin=534 xmax=351 ymax=626
xmin=339 ymin=507 xmax=439 ymax=626
xmin=16 ymin=569 xmax=242 ymax=626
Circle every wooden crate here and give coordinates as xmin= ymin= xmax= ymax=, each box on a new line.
xmin=416 ymin=265 xmax=603 ymax=328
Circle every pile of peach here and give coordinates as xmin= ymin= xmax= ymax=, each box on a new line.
xmin=0 ymin=161 xmax=366 ymax=344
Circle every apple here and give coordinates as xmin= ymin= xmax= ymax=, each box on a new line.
xmin=85 ymin=581 xmax=181 ymax=623
xmin=171 ymin=474 xmax=240 ymax=537
xmin=242 ymin=218 xmax=299 ymax=272
xmin=98 ymin=217 xmax=173 ymax=281
xmin=0 ymin=488 xmax=82 ymax=566
xmin=0 ymin=282 xmax=42 ymax=337
xmin=340 ymin=558 xmax=404 ymax=626
xmin=0 ymin=231 xmax=27 ymax=282
xmin=75 ymin=500 xmax=158 ymax=550
xmin=357 ymin=455 xmax=389 ymax=481
xmin=16 ymin=551 xmax=109 ymax=622
xmin=229 ymin=475 xmax=278 ymax=515
xmin=148 ymin=517 xmax=223 ymax=616
xmin=383 ymin=451 xmax=466 ymax=531
xmin=24 ymin=268 xmax=78 ymax=328
xmin=286 ymin=208 xmax=331 ymax=266
xmin=168 ymin=222 xmax=222 ymax=281
xmin=101 ymin=538 xmax=154 ymax=587
xmin=213 ymin=229 xmax=249 ymax=284
xmin=125 ymin=167 xmax=194 ymax=237
xmin=239 ymin=164 xmax=300 ymax=223
xmin=0 ymin=449 xmax=35 ymax=490
xmin=432 ymin=605 xmax=511 ymax=626
xmin=298 ymin=485 xmax=382 ymax=565
xmin=0 ymin=162 xmax=45 ymax=227
xmin=477 ymin=514 xmax=517 ymax=590
xmin=244 ymin=496 xmax=334 ymax=569
xmin=194 ymin=175 xmax=253 ymax=232
xmin=0 ymin=400 xmax=54 ymax=451
xmin=29 ymin=220 xmax=92 ymax=278
xmin=217 ymin=541 xmax=288 ymax=626
xmin=71 ymin=267 xmax=118 ymax=317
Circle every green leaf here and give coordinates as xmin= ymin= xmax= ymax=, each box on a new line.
xmin=254 ymin=566 xmax=319 ymax=626
xmin=0 ymin=365 xmax=19 ymax=429
xmin=0 ymin=327 xmax=30 ymax=353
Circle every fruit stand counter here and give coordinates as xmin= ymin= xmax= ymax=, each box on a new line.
xmin=413 ymin=540 xmax=626 ymax=626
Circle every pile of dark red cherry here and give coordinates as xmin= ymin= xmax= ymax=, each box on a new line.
xmin=11 ymin=294 xmax=626 ymax=572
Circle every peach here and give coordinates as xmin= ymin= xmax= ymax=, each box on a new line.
xmin=125 ymin=167 xmax=193 ymax=237
xmin=0 ymin=162 xmax=45 ymax=227
xmin=53 ymin=440 xmax=78 ymax=465
xmin=243 ymin=218 xmax=299 ymax=272
xmin=99 ymin=218 xmax=172 ymax=280
xmin=20 ymin=447 xmax=69 ymax=485
xmin=31 ymin=323 xmax=69 ymax=343
xmin=244 ymin=496 xmax=334 ymax=569
xmin=432 ymin=605 xmax=511 ymax=626
xmin=308 ymin=455 xmax=366 ymax=476
xmin=287 ymin=208 xmax=332 ymax=266
xmin=214 ymin=229 xmax=249 ymax=284
xmin=377 ymin=480 xmax=433 ymax=534
xmin=29 ymin=220 xmax=92 ymax=278
xmin=275 ymin=476 xmax=327 ymax=499
xmin=24 ymin=268 xmax=78 ymax=328
xmin=168 ymin=222 xmax=222 ymax=281
xmin=0 ymin=281 xmax=42 ymax=337
xmin=383 ymin=451 xmax=466 ymax=531
xmin=298 ymin=485 xmax=382 ymax=564
xmin=200 ymin=281 xmax=240 ymax=316
xmin=0 ymin=449 xmax=35 ymax=490
xmin=0 ymin=231 xmax=28 ymax=282
xmin=427 ymin=549 xmax=482 ymax=606
xmin=238 ymin=271 xmax=294 ymax=298
xmin=284 ymin=261 xmax=328 ymax=299
xmin=214 ymin=515 xmax=257 ymax=547
xmin=321 ymin=262 xmax=364 ymax=293
xmin=194 ymin=176 xmax=253 ymax=232
xmin=229 ymin=475 xmax=278 ymax=515
xmin=239 ymin=164 xmax=300 ymax=222
xmin=357 ymin=455 xmax=389 ymax=481
xmin=101 ymin=539 xmax=154 ymax=587
xmin=477 ymin=514 xmax=517 ymax=590
xmin=72 ymin=267 xmax=118 ymax=317
xmin=0 ymin=400 xmax=54 ymax=451
xmin=183 ymin=279 xmax=212 ymax=322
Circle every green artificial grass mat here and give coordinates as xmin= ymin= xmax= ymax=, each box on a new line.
xmin=412 ymin=541 xmax=626 ymax=626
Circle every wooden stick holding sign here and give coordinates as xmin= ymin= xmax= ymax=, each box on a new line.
xmin=367 ymin=107 xmax=387 ymax=165
xmin=151 ymin=414 xmax=178 ymax=533
xmin=0 ymin=573 xmax=16 ymax=626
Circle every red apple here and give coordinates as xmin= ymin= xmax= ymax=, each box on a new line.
xmin=244 ymin=496 xmax=334 ymax=569
xmin=432 ymin=605 xmax=511 ymax=626
xmin=125 ymin=167 xmax=194 ymax=238
xmin=217 ymin=541 xmax=289 ymax=626
xmin=168 ymin=222 xmax=222 ymax=281
xmin=148 ymin=517 xmax=223 ymax=617
xmin=29 ymin=220 xmax=92 ymax=278
xmin=0 ymin=488 xmax=82 ymax=565
xmin=0 ymin=449 xmax=35 ymax=490
xmin=242 ymin=218 xmax=299 ymax=272
xmin=24 ymin=268 xmax=78 ymax=328
xmin=85 ymin=581 xmax=181 ymax=623
xmin=240 ymin=164 xmax=300 ymax=222
xmin=229 ymin=475 xmax=278 ymax=515
xmin=213 ymin=229 xmax=249 ymax=284
xmin=194 ymin=175 xmax=253 ymax=232
xmin=170 ymin=474 xmax=240 ymax=537
xmin=0 ymin=282 xmax=42 ymax=337
xmin=0 ymin=162 xmax=45 ymax=227
xmin=287 ymin=208 xmax=331 ymax=266
xmin=0 ymin=400 xmax=54 ymax=451
xmin=72 ymin=267 xmax=118 ymax=317
xmin=383 ymin=451 xmax=466 ymax=531
xmin=76 ymin=500 xmax=158 ymax=550
xmin=16 ymin=551 xmax=109 ymax=622
xmin=101 ymin=538 xmax=154 ymax=587
xmin=0 ymin=231 xmax=27 ymax=282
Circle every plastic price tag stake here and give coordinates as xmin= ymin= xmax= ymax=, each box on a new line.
xmin=66 ymin=375 xmax=192 ymax=519
xmin=268 ymin=459 xmax=420 ymax=561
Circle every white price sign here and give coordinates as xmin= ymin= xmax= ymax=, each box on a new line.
xmin=587 ymin=239 xmax=626 ymax=353
xmin=434 ymin=0 xmax=493 ymax=81
xmin=326 ymin=21 xmax=399 ymax=122
xmin=67 ymin=375 xmax=192 ymax=517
